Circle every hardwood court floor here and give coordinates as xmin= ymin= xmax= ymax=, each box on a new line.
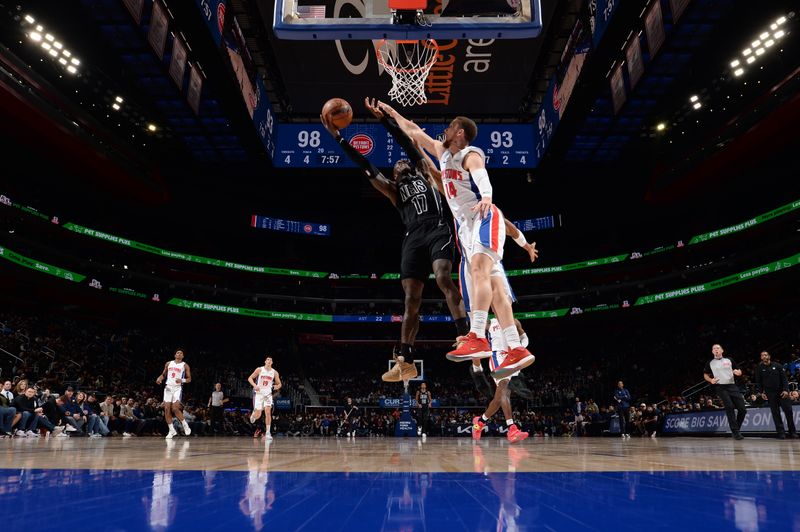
xmin=2 ymin=435 xmax=798 ymax=472
xmin=1 ymin=436 xmax=799 ymax=531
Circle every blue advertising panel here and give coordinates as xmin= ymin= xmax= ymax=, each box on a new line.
xmin=379 ymin=398 xmax=441 ymax=409
xmin=252 ymin=77 xmax=277 ymax=159
xmin=274 ymin=123 xmax=537 ymax=169
xmin=195 ymin=0 xmax=226 ymax=46
xmin=513 ymin=215 xmax=557 ymax=232
xmin=251 ymin=215 xmax=329 ymax=237
xmin=274 ymin=397 xmax=292 ymax=410
xmin=592 ymin=0 xmax=623 ymax=47
xmin=662 ymin=406 xmax=800 ymax=434
xmin=332 ymin=315 xmax=453 ymax=323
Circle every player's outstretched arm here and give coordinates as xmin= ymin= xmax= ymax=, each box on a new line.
xmin=377 ymin=100 xmax=444 ymax=159
xmin=368 ymin=98 xmax=428 ymax=170
xmin=417 ymin=143 xmax=444 ymax=194
xmin=273 ymin=371 xmax=282 ymax=391
xmin=505 ymin=219 xmax=538 ymax=263
xmin=320 ymin=112 xmax=398 ymax=205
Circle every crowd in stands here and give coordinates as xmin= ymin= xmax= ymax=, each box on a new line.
xmin=1 ymin=304 xmax=798 ymax=439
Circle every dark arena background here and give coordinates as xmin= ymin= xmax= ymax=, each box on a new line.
xmin=1 ymin=0 xmax=800 ymax=530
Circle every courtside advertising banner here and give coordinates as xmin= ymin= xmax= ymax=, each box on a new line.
xmin=663 ymin=406 xmax=800 ymax=434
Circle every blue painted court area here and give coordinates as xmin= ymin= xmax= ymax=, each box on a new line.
xmin=0 ymin=468 xmax=798 ymax=531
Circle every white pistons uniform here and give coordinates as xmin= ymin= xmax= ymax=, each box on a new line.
xmin=163 ymin=361 xmax=185 ymax=403
xmin=253 ymin=367 xmax=275 ymax=411
xmin=488 ymin=319 xmax=520 ymax=384
xmin=440 ymin=146 xmax=507 ymax=263
xmin=441 ymin=146 xmax=513 ymax=312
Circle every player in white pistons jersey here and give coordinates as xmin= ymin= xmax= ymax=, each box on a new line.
xmin=379 ymin=102 xmax=536 ymax=379
xmin=247 ymin=356 xmax=282 ymax=440
xmin=471 ymin=318 xmax=531 ymax=444
xmin=155 ymin=349 xmax=192 ymax=439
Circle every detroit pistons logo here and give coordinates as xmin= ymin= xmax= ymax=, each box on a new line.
xmin=216 ymin=2 xmax=226 ymax=34
xmin=552 ymin=81 xmax=561 ymax=112
xmin=303 ymin=224 xmax=312 ymax=233
xmin=349 ymin=134 xmax=374 ymax=156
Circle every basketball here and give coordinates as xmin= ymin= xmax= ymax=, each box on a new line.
xmin=322 ymin=97 xmax=353 ymax=129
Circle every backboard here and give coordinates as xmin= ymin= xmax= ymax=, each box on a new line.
xmin=274 ymin=0 xmax=543 ymax=40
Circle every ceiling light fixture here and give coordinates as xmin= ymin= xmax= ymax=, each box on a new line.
xmin=692 ymin=102 xmax=702 ymax=110
xmin=733 ymin=68 xmax=744 ymax=77
xmin=730 ymin=59 xmax=740 ymax=68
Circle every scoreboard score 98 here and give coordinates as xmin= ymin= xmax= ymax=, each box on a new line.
xmin=273 ymin=123 xmax=538 ymax=168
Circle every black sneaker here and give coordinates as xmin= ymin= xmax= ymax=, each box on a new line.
xmin=778 ymin=433 xmax=787 ymax=439
xmin=733 ymin=433 xmax=744 ymax=440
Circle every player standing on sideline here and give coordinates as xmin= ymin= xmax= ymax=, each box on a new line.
xmin=321 ymin=98 xmax=470 ymax=384
xmin=472 ymin=319 xmax=530 ymax=443
xmin=755 ymin=350 xmax=797 ymax=439
xmin=155 ymin=349 xmax=192 ymax=439
xmin=247 ymin=356 xmax=282 ymax=441
xmin=415 ymin=382 xmax=432 ymax=438
xmin=613 ymin=380 xmax=632 ymax=438
xmin=703 ymin=344 xmax=746 ymax=440
xmin=379 ymin=102 xmax=535 ymax=378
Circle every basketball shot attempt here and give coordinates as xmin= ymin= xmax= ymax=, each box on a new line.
xmin=379 ymin=102 xmax=536 ymax=379
xmin=155 ymin=349 xmax=192 ymax=439
xmin=321 ymin=97 xmax=472 ymax=392
xmin=248 ymin=356 xmax=282 ymax=441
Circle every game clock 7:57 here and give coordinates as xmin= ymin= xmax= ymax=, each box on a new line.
xmin=319 ymin=155 xmax=340 ymax=164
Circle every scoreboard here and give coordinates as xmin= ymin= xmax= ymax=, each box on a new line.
xmin=273 ymin=123 xmax=538 ymax=169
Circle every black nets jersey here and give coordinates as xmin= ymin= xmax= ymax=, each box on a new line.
xmin=396 ymin=171 xmax=445 ymax=230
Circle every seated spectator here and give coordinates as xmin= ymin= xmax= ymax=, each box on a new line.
xmin=61 ymin=386 xmax=86 ymax=434
xmin=13 ymin=387 xmax=58 ymax=437
xmin=0 ymin=380 xmax=16 ymax=437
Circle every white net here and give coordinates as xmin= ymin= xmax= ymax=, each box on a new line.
xmin=377 ymin=39 xmax=439 ymax=107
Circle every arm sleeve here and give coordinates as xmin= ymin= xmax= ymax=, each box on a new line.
xmin=703 ymin=361 xmax=713 ymax=377
xmin=335 ymin=135 xmax=382 ymax=180
xmin=379 ymin=116 xmax=423 ymax=166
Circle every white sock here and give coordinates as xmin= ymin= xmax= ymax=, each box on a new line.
xmin=504 ymin=326 xmax=522 ymax=349
xmin=470 ymin=311 xmax=488 ymax=338
xmin=520 ymin=333 xmax=529 ymax=348
xmin=472 ymin=362 xmax=483 ymax=372
xmin=265 ymin=425 xmax=270 ymax=433
xmin=506 ymin=419 xmax=514 ymax=426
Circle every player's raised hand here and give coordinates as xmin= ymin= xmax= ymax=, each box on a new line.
xmin=524 ymin=242 xmax=539 ymax=263
xmin=471 ymin=196 xmax=493 ymax=219
xmin=320 ymin=113 xmax=339 ymax=137
xmin=364 ymin=97 xmax=384 ymax=119
xmin=376 ymin=100 xmax=397 ymax=117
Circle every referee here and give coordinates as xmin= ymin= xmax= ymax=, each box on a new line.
xmin=755 ymin=350 xmax=797 ymax=439
xmin=207 ymin=383 xmax=228 ymax=434
xmin=703 ymin=344 xmax=746 ymax=440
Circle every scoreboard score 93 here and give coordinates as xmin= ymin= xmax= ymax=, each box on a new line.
xmin=273 ymin=123 xmax=537 ymax=168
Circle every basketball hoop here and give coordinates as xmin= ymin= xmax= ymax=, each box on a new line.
xmin=376 ymin=39 xmax=439 ymax=107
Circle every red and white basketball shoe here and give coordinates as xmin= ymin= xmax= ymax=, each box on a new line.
xmin=490 ymin=347 xmax=535 ymax=379
xmin=472 ymin=416 xmax=486 ymax=441
xmin=507 ymin=425 xmax=529 ymax=444
xmin=446 ymin=332 xmax=491 ymax=362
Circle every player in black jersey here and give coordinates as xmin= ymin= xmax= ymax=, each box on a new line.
xmin=321 ymin=99 xmax=470 ymax=380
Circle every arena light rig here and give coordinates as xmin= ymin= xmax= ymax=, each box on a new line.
xmin=729 ymin=14 xmax=790 ymax=79
xmin=22 ymin=14 xmax=80 ymax=75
